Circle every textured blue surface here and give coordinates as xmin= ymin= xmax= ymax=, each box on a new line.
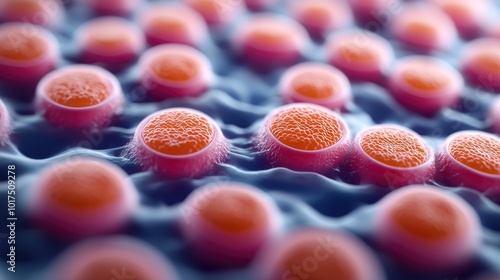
xmin=1 ymin=0 xmax=500 ymax=279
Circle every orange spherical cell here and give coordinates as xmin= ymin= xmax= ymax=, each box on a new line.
xmin=256 ymin=229 xmax=385 ymax=280
xmin=29 ymin=158 xmax=139 ymax=239
xmin=182 ymin=0 xmax=243 ymax=25
xmin=374 ymin=186 xmax=481 ymax=273
xmin=279 ymin=62 xmax=351 ymax=110
xmin=390 ymin=3 xmax=457 ymax=52
xmin=35 ymin=65 xmax=124 ymax=128
xmin=0 ymin=0 xmax=63 ymax=27
xmin=77 ymin=17 xmax=144 ymax=67
xmin=288 ymin=0 xmax=353 ymax=38
xmin=49 ymin=237 xmax=179 ymax=280
xmin=139 ymin=3 xmax=207 ymax=46
xmin=347 ymin=125 xmax=434 ymax=188
xmin=461 ymin=38 xmax=500 ymax=93
xmin=139 ymin=44 xmax=212 ymax=99
xmin=389 ymin=56 xmax=463 ymax=116
xmin=130 ymin=108 xmax=228 ymax=178
xmin=326 ymin=30 xmax=394 ymax=82
xmin=432 ymin=0 xmax=490 ymax=38
xmin=181 ymin=182 xmax=281 ymax=266
xmin=0 ymin=23 xmax=59 ymax=83
xmin=256 ymin=103 xmax=351 ymax=174
xmin=449 ymin=134 xmax=500 ymax=175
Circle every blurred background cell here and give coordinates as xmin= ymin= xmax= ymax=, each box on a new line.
xmin=82 ymin=0 xmax=142 ymax=16
xmin=461 ymin=38 xmax=500 ymax=93
xmin=243 ymin=0 xmax=276 ymax=11
xmin=0 ymin=0 xmax=63 ymax=27
xmin=182 ymin=0 xmax=244 ymax=26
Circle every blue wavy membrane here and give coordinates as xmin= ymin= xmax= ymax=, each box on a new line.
xmin=1 ymin=0 xmax=500 ymax=279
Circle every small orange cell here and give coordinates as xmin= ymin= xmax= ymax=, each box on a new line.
xmin=150 ymin=53 xmax=201 ymax=82
xmin=0 ymin=28 xmax=48 ymax=61
xmin=45 ymin=71 xmax=112 ymax=108
xmin=80 ymin=18 xmax=140 ymax=51
xmin=461 ymin=39 xmax=500 ymax=92
xmin=291 ymin=71 xmax=338 ymax=99
xmin=183 ymin=0 xmax=242 ymax=25
xmin=141 ymin=110 xmax=215 ymax=156
xmin=269 ymin=106 xmax=342 ymax=151
xmin=360 ymin=127 xmax=429 ymax=168
xmin=401 ymin=62 xmax=452 ymax=92
xmin=448 ymin=133 xmax=500 ymax=175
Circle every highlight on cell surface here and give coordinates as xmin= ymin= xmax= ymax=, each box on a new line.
xmin=326 ymin=30 xmax=394 ymax=82
xmin=138 ymin=2 xmax=207 ymax=47
xmin=461 ymin=38 xmax=500 ymax=93
xmin=278 ymin=62 xmax=351 ymax=110
xmin=139 ymin=44 xmax=213 ymax=100
xmin=435 ymin=130 xmax=500 ymax=194
xmin=0 ymin=22 xmax=59 ymax=84
xmin=255 ymin=228 xmax=386 ymax=280
xmin=48 ymin=236 xmax=179 ymax=280
xmin=180 ymin=182 xmax=281 ymax=267
xmin=374 ymin=185 xmax=481 ymax=273
xmin=29 ymin=158 xmax=139 ymax=239
xmin=35 ymin=64 xmax=124 ymax=129
xmin=0 ymin=0 xmax=63 ymax=27
xmin=76 ymin=17 xmax=145 ymax=67
xmin=127 ymin=107 xmax=228 ymax=178
xmin=346 ymin=124 xmax=434 ymax=188
xmin=256 ymin=103 xmax=351 ymax=175
xmin=233 ymin=14 xmax=309 ymax=69
xmin=388 ymin=55 xmax=464 ymax=116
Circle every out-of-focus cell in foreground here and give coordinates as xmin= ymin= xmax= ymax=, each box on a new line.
xmin=374 ymin=185 xmax=481 ymax=273
xmin=181 ymin=182 xmax=281 ymax=267
xmin=346 ymin=124 xmax=435 ymax=188
xmin=256 ymin=103 xmax=351 ymax=175
xmin=48 ymin=236 xmax=179 ymax=280
xmin=0 ymin=0 xmax=63 ymax=27
xmin=127 ymin=108 xmax=228 ymax=178
xmin=255 ymin=228 xmax=386 ymax=280
xmin=29 ymin=158 xmax=139 ymax=239
xmin=35 ymin=65 xmax=124 ymax=129
xmin=461 ymin=38 xmax=500 ymax=93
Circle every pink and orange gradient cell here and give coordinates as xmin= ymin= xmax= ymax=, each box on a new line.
xmin=461 ymin=38 xmax=500 ymax=93
xmin=182 ymin=0 xmax=243 ymax=25
xmin=389 ymin=56 xmax=464 ymax=116
xmin=139 ymin=3 xmax=207 ymax=47
xmin=0 ymin=0 xmax=63 ymax=27
xmin=436 ymin=131 xmax=500 ymax=194
xmin=49 ymin=237 xmax=179 ymax=280
xmin=181 ymin=182 xmax=281 ymax=266
xmin=35 ymin=65 xmax=124 ymax=129
xmin=256 ymin=103 xmax=351 ymax=174
xmin=374 ymin=185 xmax=481 ymax=273
xmin=128 ymin=108 xmax=228 ymax=178
xmin=347 ymin=125 xmax=434 ymax=188
xmin=256 ymin=229 xmax=386 ymax=280
xmin=29 ymin=158 xmax=139 ymax=239
xmin=139 ymin=44 xmax=212 ymax=100
xmin=0 ymin=23 xmax=59 ymax=84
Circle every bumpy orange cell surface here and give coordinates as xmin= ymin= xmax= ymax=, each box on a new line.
xmin=142 ymin=110 xmax=214 ymax=156
xmin=278 ymin=234 xmax=357 ymax=280
xmin=85 ymin=22 xmax=135 ymax=49
xmin=291 ymin=71 xmax=338 ymax=99
xmin=74 ymin=258 xmax=152 ymax=280
xmin=0 ymin=27 xmax=47 ymax=61
xmin=401 ymin=61 xmax=451 ymax=92
xmin=269 ymin=106 xmax=342 ymax=151
xmin=449 ymin=134 xmax=500 ymax=175
xmin=390 ymin=191 xmax=465 ymax=240
xmin=45 ymin=71 xmax=111 ymax=108
xmin=197 ymin=188 xmax=268 ymax=234
xmin=150 ymin=53 xmax=200 ymax=82
xmin=46 ymin=161 xmax=122 ymax=210
xmin=360 ymin=128 xmax=428 ymax=168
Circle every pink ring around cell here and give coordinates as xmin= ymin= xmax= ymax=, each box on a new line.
xmin=255 ymin=103 xmax=351 ymax=175
xmin=75 ymin=17 xmax=145 ymax=67
xmin=180 ymin=182 xmax=282 ymax=267
xmin=233 ymin=14 xmax=309 ymax=69
xmin=0 ymin=22 xmax=59 ymax=84
xmin=346 ymin=124 xmax=435 ymax=188
xmin=278 ymin=62 xmax=351 ymax=110
xmin=326 ymin=30 xmax=394 ymax=82
xmin=128 ymin=107 xmax=228 ymax=179
xmin=29 ymin=158 xmax=139 ymax=240
xmin=461 ymin=38 xmax=500 ymax=93
xmin=139 ymin=44 xmax=213 ymax=100
xmin=138 ymin=3 xmax=207 ymax=47
xmin=388 ymin=55 xmax=464 ymax=116
xmin=374 ymin=185 xmax=481 ymax=273
xmin=48 ymin=236 xmax=179 ymax=280
xmin=82 ymin=0 xmax=141 ymax=16
xmin=435 ymin=130 xmax=500 ymax=195
xmin=0 ymin=99 xmax=11 ymax=145
xmin=34 ymin=64 xmax=124 ymax=129
xmin=0 ymin=0 xmax=63 ymax=27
